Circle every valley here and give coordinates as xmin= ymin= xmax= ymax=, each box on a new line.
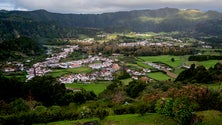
xmin=1 ymin=8 xmax=222 ymax=125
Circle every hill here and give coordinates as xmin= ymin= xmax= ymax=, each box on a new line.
xmin=0 ymin=37 xmax=43 ymax=60
xmin=0 ymin=8 xmax=222 ymax=39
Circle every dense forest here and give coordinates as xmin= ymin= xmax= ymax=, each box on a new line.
xmin=0 ymin=8 xmax=222 ymax=40
xmin=0 ymin=37 xmax=44 ymax=61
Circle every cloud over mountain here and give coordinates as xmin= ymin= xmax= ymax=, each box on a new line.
xmin=0 ymin=0 xmax=221 ymax=13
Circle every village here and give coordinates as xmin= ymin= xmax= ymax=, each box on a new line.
xmin=24 ymin=44 xmax=170 ymax=83
xmin=2 ymin=35 xmax=211 ymax=83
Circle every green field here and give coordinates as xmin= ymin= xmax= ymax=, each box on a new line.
xmin=174 ymin=68 xmax=185 ymax=75
xmin=197 ymin=49 xmax=222 ymax=55
xmin=35 ymin=118 xmax=99 ymax=125
xmin=120 ymin=78 xmax=133 ymax=85
xmin=101 ymin=113 xmax=176 ymax=125
xmin=65 ymin=81 xmax=111 ymax=95
xmin=147 ymin=72 xmax=172 ymax=81
xmin=136 ymin=61 xmax=153 ymax=68
xmin=49 ymin=66 xmax=92 ymax=77
xmin=35 ymin=113 xmax=176 ymax=125
xmin=125 ymin=63 xmax=143 ymax=70
xmin=196 ymin=110 xmax=222 ymax=125
xmin=186 ymin=60 xmax=219 ymax=69
xmin=138 ymin=55 xmax=188 ymax=68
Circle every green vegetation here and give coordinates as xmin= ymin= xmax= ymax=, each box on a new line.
xmin=120 ymin=78 xmax=133 ymax=85
xmin=196 ymin=110 xmax=222 ymax=125
xmin=35 ymin=110 xmax=222 ymax=125
xmin=1 ymin=7 xmax=222 ymax=125
xmin=185 ymin=60 xmax=219 ymax=69
xmin=35 ymin=118 xmax=99 ymax=125
xmin=102 ymin=113 xmax=176 ymax=125
xmin=1 ymin=64 xmax=222 ymax=124
xmin=66 ymin=81 xmax=111 ymax=95
xmin=60 ymin=51 xmax=88 ymax=62
xmin=147 ymin=72 xmax=171 ymax=81
xmin=136 ymin=61 xmax=152 ymax=68
xmin=49 ymin=66 xmax=92 ymax=77
xmin=35 ymin=113 xmax=176 ymax=125
xmin=198 ymin=49 xmax=222 ymax=55
xmin=205 ymin=83 xmax=222 ymax=90
xmin=0 ymin=37 xmax=44 ymax=61
xmin=139 ymin=55 xmax=187 ymax=68
xmin=176 ymin=63 xmax=222 ymax=83
xmin=198 ymin=60 xmax=220 ymax=68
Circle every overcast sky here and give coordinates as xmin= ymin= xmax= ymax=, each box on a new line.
xmin=0 ymin=0 xmax=221 ymax=14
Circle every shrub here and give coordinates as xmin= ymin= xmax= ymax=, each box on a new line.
xmin=172 ymin=97 xmax=199 ymax=125
xmin=155 ymin=98 xmax=174 ymax=117
xmin=95 ymin=108 xmax=109 ymax=120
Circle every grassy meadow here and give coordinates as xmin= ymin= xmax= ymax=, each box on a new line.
xmin=35 ymin=110 xmax=222 ymax=125
xmin=65 ymin=81 xmax=112 ymax=95
xmin=138 ymin=55 xmax=188 ymax=68
xmin=35 ymin=113 xmax=177 ymax=125
xmin=49 ymin=66 xmax=92 ymax=77
xmin=147 ymin=72 xmax=172 ymax=81
xmin=196 ymin=110 xmax=222 ymax=125
xmin=186 ymin=60 xmax=219 ymax=69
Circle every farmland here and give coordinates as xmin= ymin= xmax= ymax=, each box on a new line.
xmin=65 ymin=81 xmax=112 ymax=95
xmin=147 ymin=72 xmax=172 ymax=81
xmin=49 ymin=66 xmax=92 ymax=78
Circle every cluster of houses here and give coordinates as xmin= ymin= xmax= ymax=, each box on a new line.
xmin=126 ymin=68 xmax=151 ymax=80
xmin=59 ymin=63 xmax=120 ymax=83
xmin=118 ymin=40 xmax=181 ymax=47
xmin=26 ymin=45 xmax=79 ymax=80
xmin=4 ymin=62 xmax=24 ymax=72
xmin=26 ymin=43 xmax=122 ymax=82
xmin=118 ymin=36 xmax=192 ymax=48
xmin=146 ymin=62 xmax=173 ymax=71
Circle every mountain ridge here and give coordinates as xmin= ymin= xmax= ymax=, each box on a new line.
xmin=0 ymin=7 xmax=222 ymax=39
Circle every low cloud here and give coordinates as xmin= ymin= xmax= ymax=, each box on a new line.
xmin=0 ymin=0 xmax=221 ymax=13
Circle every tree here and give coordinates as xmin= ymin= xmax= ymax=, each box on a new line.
xmin=155 ymin=98 xmax=174 ymax=117
xmin=171 ymin=57 xmax=175 ymax=62
xmin=0 ymin=74 xmax=25 ymax=102
xmin=9 ymin=98 xmax=30 ymax=113
xmin=172 ymin=97 xmax=198 ymax=125
xmin=25 ymin=76 xmax=66 ymax=106
xmin=126 ymin=81 xmax=146 ymax=98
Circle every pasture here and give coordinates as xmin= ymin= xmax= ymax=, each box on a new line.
xmin=65 ymin=81 xmax=111 ymax=95
xmin=49 ymin=66 xmax=92 ymax=77
xmin=147 ymin=72 xmax=172 ymax=81
xmin=186 ymin=60 xmax=219 ymax=69
xmin=138 ymin=55 xmax=188 ymax=68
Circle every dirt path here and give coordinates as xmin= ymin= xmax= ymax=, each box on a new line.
xmin=160 ymin=68 xmax=178 ymax=79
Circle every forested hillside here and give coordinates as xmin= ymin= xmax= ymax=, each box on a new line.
xmin=0 ymin=8 xmax=222 ymax=40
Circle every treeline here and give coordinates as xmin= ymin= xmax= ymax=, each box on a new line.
xmin=176 ymin=63 xmax=222 ymax=83
xmin=188 ymin=55 xmax=222 ymax=61
xmin=87 ymin=42 xmax=194 ymax=56
xmin=0 ymin=75 xmax=97 ymax=106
